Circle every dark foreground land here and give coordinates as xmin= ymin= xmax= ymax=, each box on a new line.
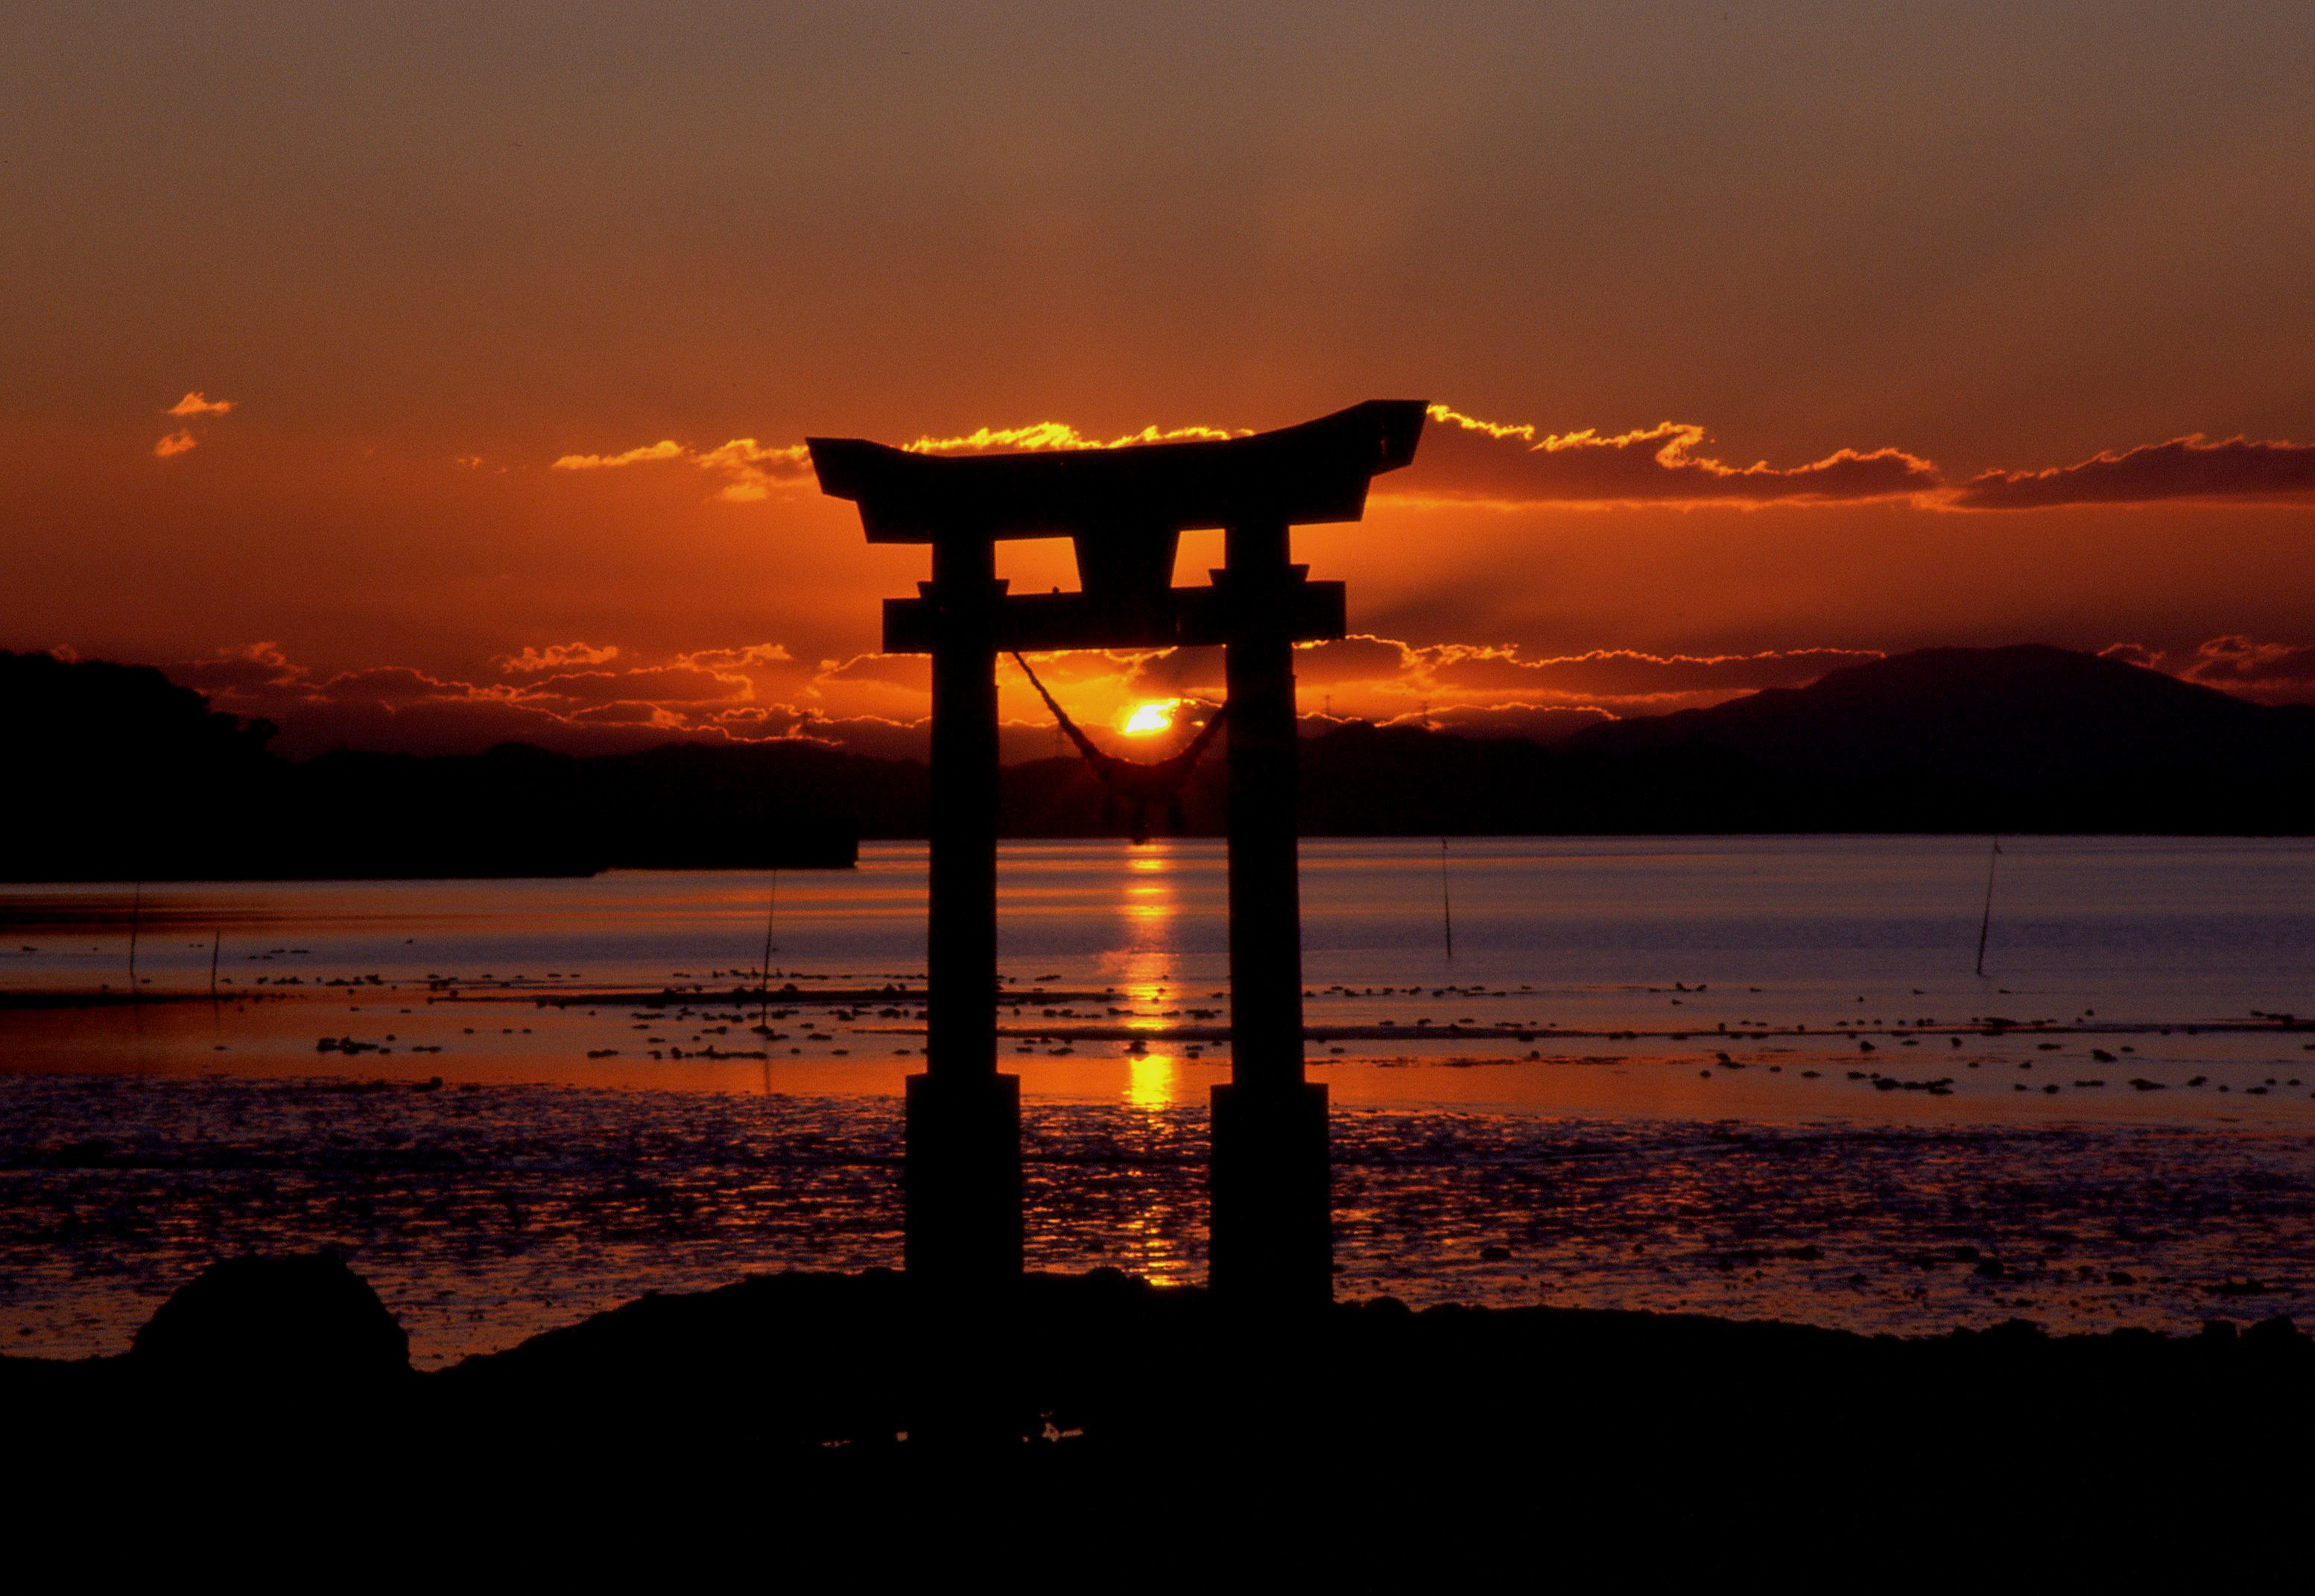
xmin=7 ymin=1253 xmax=2312 ymax=1529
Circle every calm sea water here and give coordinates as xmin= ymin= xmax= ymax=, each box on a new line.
xmin=5 ymin=837 xmax=2314 ymax=1364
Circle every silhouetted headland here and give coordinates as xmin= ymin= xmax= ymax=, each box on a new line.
xmin=0 ymin=650 xmax=860 ymax=881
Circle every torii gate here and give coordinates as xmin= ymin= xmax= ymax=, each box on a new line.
xmin=808 ymin=400 xmax=1426 ymax=1307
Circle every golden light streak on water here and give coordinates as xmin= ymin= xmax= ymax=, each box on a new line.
xmin=1118 ymin=845 xmax=1185 ymax=1112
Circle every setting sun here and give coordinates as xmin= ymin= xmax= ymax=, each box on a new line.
xmin=1121 ymin=700 xmax=1180 ymax=736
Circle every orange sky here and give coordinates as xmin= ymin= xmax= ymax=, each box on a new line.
xmin=6 ymin=4 xmax=2313 ymax=757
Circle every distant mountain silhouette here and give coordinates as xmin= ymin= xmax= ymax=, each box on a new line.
xmin=4 ymin=644 xmax=2309 ymax=880
xmin=1289 ymin=645 xmax=2315 ymax=835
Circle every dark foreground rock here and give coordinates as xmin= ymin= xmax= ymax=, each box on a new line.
xmin=7 ymin=1260 xmax=2313 ymax=1514
xmin=129 ymin=1252 xmax=410 ymax=1385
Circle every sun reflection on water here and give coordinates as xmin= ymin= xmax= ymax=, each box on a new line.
xmin=1124 ymin=1051 xmax=1175 ymax=1111
xmin=1115 ymin=846 xmax=1183 ymax=1111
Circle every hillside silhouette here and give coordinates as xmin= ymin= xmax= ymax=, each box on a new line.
xmin=0 ymin=651 xmax=864 ymax=880
xmin=1292 ymin=645 xmax=2315 ymax=836
xmin=4 ymin=644 xmax=2310 ymax=880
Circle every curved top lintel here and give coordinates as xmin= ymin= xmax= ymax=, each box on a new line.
xmin=807 ymin=399 xmax=1426 ymax=545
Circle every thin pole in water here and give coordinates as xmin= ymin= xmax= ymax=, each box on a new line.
xmin=209 ymin=928 xmax=221 ymax=1002
xmin=127 ymin=881 xmax=141 ymax=998
xmin=760 ymin=867 xmax=779 ymax=1023
xmin=1440 ymin=837 xmax=1454 ymax=960
xmin=1974 ymin=837 xmax=2001 ymax=976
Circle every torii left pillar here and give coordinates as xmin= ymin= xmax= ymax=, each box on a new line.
xmin=908 ymin=533 xmax=1023 ymax=1288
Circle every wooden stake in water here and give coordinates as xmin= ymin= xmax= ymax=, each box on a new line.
xmin=1974 ymin=836 xmax=2002 ymax=976
xmin=127 ymin=881 xmax=141 ymax=997
xmin=759 ymin=867 xmax=779 ymax=1023
xmin=1440 ymin=837 xmax=1454 ymax=960
xmin=209 ymin=928 xmax=221 ymax=1001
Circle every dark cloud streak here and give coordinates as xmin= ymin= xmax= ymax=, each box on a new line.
xmin=1953 ymin=436 xmax=2315 ymax=509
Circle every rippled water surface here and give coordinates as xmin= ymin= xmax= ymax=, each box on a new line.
xmin=5 ymin=837 xmax=2313 ymax=1364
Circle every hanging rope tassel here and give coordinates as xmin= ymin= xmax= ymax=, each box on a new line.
xmin=1010 ymin=652 xmax=1229 ymax=843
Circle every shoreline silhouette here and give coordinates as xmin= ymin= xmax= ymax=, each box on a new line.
xmin=9 ymin=1253 xmax=2308 ymax=1492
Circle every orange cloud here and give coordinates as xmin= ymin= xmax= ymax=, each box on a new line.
xmin=550 ymin=440 xmax=687 ymax=469
xmin=903 ymin=420 xmax=1243 ymax=454
xmin=1376 ymin=702 xmax=1618 ymax=741
xmin=1951 ymin=435 xmax=2315 ymax=509
xmin=1121 ymin=653 xmax=1218 ymax=703
xmin=566 ymin=700 xmax=692 ymax=729
xmin=1120 ymin=634 xmax=1882 ymax=716
xmin=675 ymin=643 xmax=793 ymax=671
xmin=496 ymin=642 xmax=621 ymax=672
xmin=175 ymin=640 xmax=829 ymax=757
xmin=155 ymin=390 xmax=236 ymax=457
xmin=814 ymin=651 xmax=934 ymax=696
xmin=525 ymin=663 xmax=756 ymax=706
xmin=2094 ymin=636 xmax=2315 ymax=704
xmin=316 ymin=665 xmax=513 ymax=706
xmin=1393 ymin=407 xmax=1942 ymax=507
xmin=2173 ymin=636 xmax=2315 ymax=702
xmin=1419 ymin=643 xmax=1886 ymax=699
xmin=550 ymin=437 xmax=811 ymax=501
xmin=171 ymin=641 xmax=309 ymax=698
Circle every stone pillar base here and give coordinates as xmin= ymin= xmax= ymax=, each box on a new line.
xmin=905 ymin=1071 xmax=1023 ymax=1289
xmin=1209 ymin=1080 xmax=1332 ymax=1309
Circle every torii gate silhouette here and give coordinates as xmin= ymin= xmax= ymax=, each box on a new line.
xmin=809 ymin=400 xmax=1426 ymax=1308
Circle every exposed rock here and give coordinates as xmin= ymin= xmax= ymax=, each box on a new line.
xmin=130 ymin=1251 xmax=409 ymax=1386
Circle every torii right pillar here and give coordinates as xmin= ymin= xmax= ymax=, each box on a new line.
xmin=1210 ymin=516 xmax=1331 ymax=1310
